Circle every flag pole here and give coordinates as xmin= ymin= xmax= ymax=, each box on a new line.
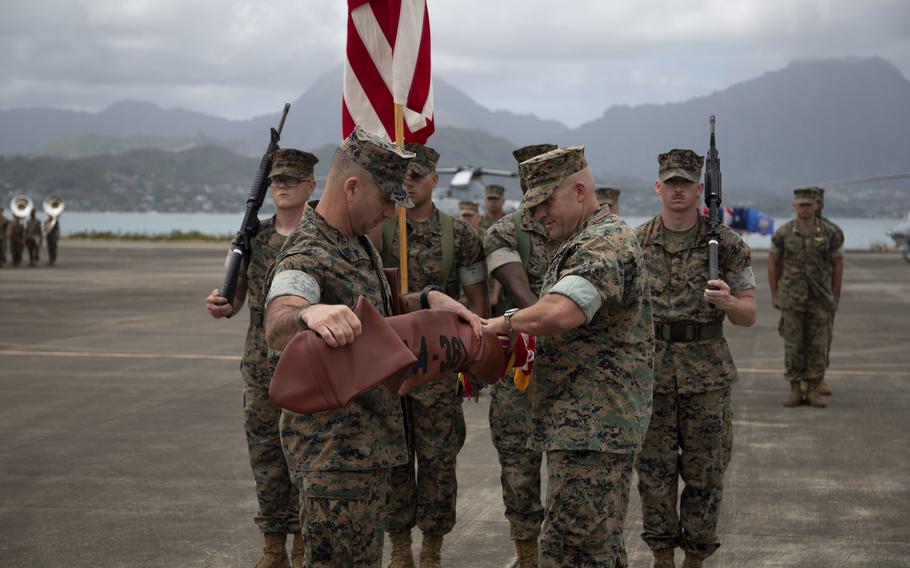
xmin=394 ymin=103 xmax=408 ymax=293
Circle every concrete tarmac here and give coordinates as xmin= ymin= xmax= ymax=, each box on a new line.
xmin=1 ymin=241 xmax=909 ymax=568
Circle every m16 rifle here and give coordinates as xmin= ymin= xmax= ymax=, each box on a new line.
xmin=220 ymin=103 xmax=290 ymax=303
xmin=704 ymin=115 xmax=722 ymax=284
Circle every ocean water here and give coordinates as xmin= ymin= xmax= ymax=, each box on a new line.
xmin=49 ymin=211 xmax=904 ymax=251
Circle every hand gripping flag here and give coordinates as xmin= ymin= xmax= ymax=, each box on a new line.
xmin=343 ymin=0 xmax=435 ymax=143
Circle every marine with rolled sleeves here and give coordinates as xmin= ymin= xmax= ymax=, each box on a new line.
xmin=485 ymin=145 xmax=655 ymax=568
xmin=378 ymin=142 xmax=488 ymax=568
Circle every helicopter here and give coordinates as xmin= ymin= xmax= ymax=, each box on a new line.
xmin=434 ymin=166 xmax=518 ymax=216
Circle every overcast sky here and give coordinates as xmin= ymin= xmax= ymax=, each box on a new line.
xmin=1 ymin=0 xmax=908 ymax=127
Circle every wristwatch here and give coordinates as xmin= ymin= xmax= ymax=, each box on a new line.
xmin=503 ymin=308 xmax=519 ymax=335
xmin=420 ymin=285 xmax=442 ymax=310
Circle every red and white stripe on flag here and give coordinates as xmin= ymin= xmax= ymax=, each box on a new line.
xmin=343 ymin=0 xmax=434 ymax=143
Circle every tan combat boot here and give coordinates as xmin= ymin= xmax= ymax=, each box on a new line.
xmin=254 ymin=533 xmax=290 ymax=568
xmin=806 ymin=383 xmax=827 ymax=408
xmin=514 ymin=539 xmax=538 ymax=568
xmin=652 ymin=547 xmax=676 ymax=568
xmin=290 ymin=533 xmax=304 ymax=568
xmin=817 ymin=381 xmax=832 ymax=396
xmin=418 ymin=534 xmax=443 ymax=568
xmin=681 ymin=551 xmax=704 ymax=568
xmin=782 ymin=382 xmax=803 ymax=407
xmin=387 ymin=531 xmax=416 ymax=568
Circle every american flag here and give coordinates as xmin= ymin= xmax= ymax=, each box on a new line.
xmin=342 ymin=0 xmax=435 ymax=143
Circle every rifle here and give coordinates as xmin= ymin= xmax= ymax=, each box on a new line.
xmin=220 ymin=103 xmax=291 ymax=303
xmin=704 ymin=115 xmax=722 ymax=285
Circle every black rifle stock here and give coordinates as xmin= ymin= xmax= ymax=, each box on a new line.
xmin=220 ymin=103 xmax=291 ymax=304
xmin=704 ymin=115 xmax=722 ymax=285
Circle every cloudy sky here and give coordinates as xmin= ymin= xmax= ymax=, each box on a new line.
xmin=2 ymin=0 xmax=909 ymax=127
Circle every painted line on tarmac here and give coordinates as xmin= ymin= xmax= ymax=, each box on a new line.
xmin=739 ymin=366 xmax=910 ymax=376
xmin=0 ymin=349 xmax=241 ymax=362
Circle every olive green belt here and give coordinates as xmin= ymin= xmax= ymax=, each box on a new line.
xmin=654 ymin=320 xmax=723 ymax=342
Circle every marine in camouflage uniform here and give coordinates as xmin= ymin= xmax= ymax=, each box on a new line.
xmin=380 ymin=143 xmax=488 ymax=568
xmin=634 ymin=149 xmax=757 ymax=568
xmin=482 ymin=143 xmax=558 ymax=566
xmin=769 ymin=187 xmax=844 ymax=408
xmin=595 ymin=185 xmax=621 ymax=216
xmin=206 ymin=148 xmax=318 ymax=568
xmin=263 ymin=128 xmax=415 ymax=568
xmin=457 ymin=200 xmax=481 ymax=232
xmin=486 ymin=146 xmax=654 ymax=568
xmin=25 ymin=210 xmax=42 ymax=267
xmin=479 ymin=184 xmax=506 ymax=233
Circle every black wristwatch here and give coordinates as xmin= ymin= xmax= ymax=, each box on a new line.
xmin=420 ymin=285 xmax=442 ymax=310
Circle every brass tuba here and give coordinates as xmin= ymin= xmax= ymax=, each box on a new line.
xmin=43 ymin=194 xmax=64 ymax=234
xmin=10 ymin=194 xmax=34 ymax=219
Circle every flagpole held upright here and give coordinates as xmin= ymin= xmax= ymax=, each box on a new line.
xmin=395 ymin=103 xmax=409 ymax=293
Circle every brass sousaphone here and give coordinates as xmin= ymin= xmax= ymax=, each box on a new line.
xmin=10 ymin=194 xmax=34 ymax=219
xmin=43 ymin=194 xmax=65 ymax=234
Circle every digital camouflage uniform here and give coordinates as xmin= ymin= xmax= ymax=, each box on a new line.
xmin=381 ymin=145 xmax=487 ymax=538
xmin=771 ymin=216 xmax=844 ymax=386
xmin=479 ymin=184 xmax=505 ymax=233
xmin=241 ymin=217 xmax=300 ymax=536
xmin=634 ymin=211 xmax=754 ymax=559
xmin=520 ymin=146 xmax=655 ymax=568
xmin=266 ymin=205 xmax=407 ymax=567
xmin=263 ymin=127 xmax=414 ymax=567
xmin=595 ymin=186 xmax=620 ymax=211
xmin=25 ymin=216 xmax=41 ymax=266
xmin=483 ymin=208 xmax=556 ymax=541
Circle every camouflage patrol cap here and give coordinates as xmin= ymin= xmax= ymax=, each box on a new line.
xmin=458 ymin=200 xmax=479 ymax=215
xmin=513 ymin=144 xmax=558 ymax=194
xmin=658 ymin=148 xmax=705 ymax=183
xmin=518 ymin=146 xmax=588 ymax=210
xmin=485 ymin=184 xmax=505 ymax=198
xmin=595 ymin=185 xmax=621 ymax=206
xmin=340 ymin=126 xmax=415 ymax=208
xmin=269 ymin=148 xmax=319 ymax=179
xmin=794 ymin=186 xmax=822 ymax=204
xmin=404 ymin=143 xmax=440 ymax=178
